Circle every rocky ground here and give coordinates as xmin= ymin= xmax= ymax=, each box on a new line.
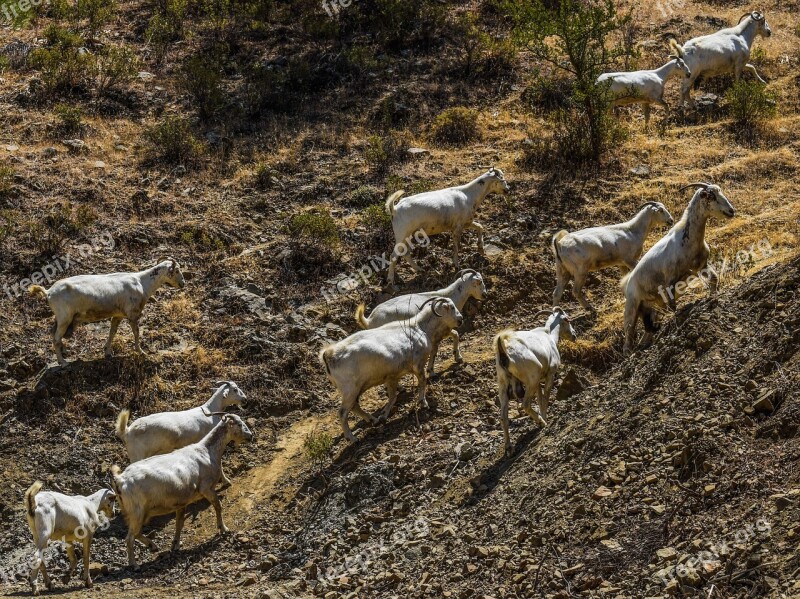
xmin=1 ymin=0 xmax=800 ymax=597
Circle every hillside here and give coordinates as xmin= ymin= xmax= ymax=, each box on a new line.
xmin=1 ymin=0 xmax=799 ymax=597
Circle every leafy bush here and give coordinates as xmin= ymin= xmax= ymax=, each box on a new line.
xmin=145 ymin=0 xmax=186 ymax=64
xmin=303 ymin=428 xmax=333 ymax=465
xmin=454 ymin=12 xmax=517 ymax=77
xmin=54 ymin=104 xmax=83 ymax=135
xmin=363 ymin=131 xmax=410 ymax=173
xmin=361 ymin=203 xmax=393 ymax=248
xmin=726 ymin=80 xmax=776 ymax=125
xmin=94 ymin=44 xmax=137 ymax=96
xmin=430 ymin=107 xmax=480 ymax=146
xmin=75 ymin=0 xmax=116 ymax=39
xmin=29 ymin=25 xmax=94 ymax=95
xmin=143 ymin=116 xmax=203 ymax=165
xmin=288 ymin=209 xmax=339 ymax=246
xmin=523 ymin=72 xmax=574 ymax=113
xmin=505 ymin=0 xmax=634 ymax=163
xmin=345 ymin=186 xmax=378 ymax=208
xmin=344 ymin=0 xmax=446 ymax=49
xmin=181 ymin=48 xmax=226 ymax=121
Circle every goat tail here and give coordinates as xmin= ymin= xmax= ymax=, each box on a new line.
xmin=669 ymin=37 xmax=685 ymax=59
xmin=620 ymin=271 xmax=633 ymax=293
xmin=28 ymin=285 xmax=47 ymax=299
xmin=319 ymin=346 xmax=335 ymax=376
xmin=25 ymin=481 xmax=43 ymax=518
xmin=110 ymin=465 xmax=123 ymax=495
xmin=354 ymin=303 xmax=369 ymax=329
xmin=115 ymin=409 xmax=130 ymax=440
xmin=551 ymin=230 xmax=568 ymax=263
xmin=495 ymin=331 xmax=512 ymax=371
xmin=385 ymin=190 xmax=404 ymax=217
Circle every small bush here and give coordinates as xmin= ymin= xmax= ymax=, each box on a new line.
xmin=363 ymin=131 xmax=410 ymax=173
xmin=145 ymin=0 xmax=186 ymax=65
xmin=181 ymin=48 xmax=226 ymax=121
xmin=524 ymin=72 xmax=574 ymax=113
xmin=345 ymin=186 xmax=378 ymax=208
xmin=288 ymin=209 xmax=339 ymax=246
xmin=143 ymin=116 xmax=202 ymax=165
xmin=75 ymin=0 xmax=116 ymax=39
xmin=94 ymin=44 xmax=137 ymax=96
xmin=54 ymin=104 xmax=83 ymax=135
xmin=303 ymin=428 xmax=334 ymax=465
xmin=430 ymin=107 xmax=480 ymax=146
xmin=726 ymin=80 xmax=776 ymax=125
xmin=30 ymin=25 xmax=93 ymax=95
xmin=361 ymin=203 xmax=393 ymax=248
xmin=254 ymin=163 xmax=278 ymax=189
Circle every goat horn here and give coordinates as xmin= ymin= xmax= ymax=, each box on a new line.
xmin=679 ymin=182 xmax=710 ymax=193
xmin=533 ymin=309 xmax=553 ymax=319
xmin=432 ymin=297 xmax=448 ymax=317
xmin=738 ymin=12 xmax=753 ymax=23
xmin=214 ymin=380 xmax=230 ymax=386
xmin=638 ymin=201 xmax=660 ymax=210
xmin=457 ymin=268 xmax=480 ymax=280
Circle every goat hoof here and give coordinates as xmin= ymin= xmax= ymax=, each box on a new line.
xmin=62 ymin=573 xmax=71 ymax=584
xmin=85 ymin=578 xmax=93 ymax=589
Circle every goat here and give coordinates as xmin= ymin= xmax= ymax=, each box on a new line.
xmin=622 ymin=183 xmax=736 ymax=355
xmin=552 ymin=202 xmax=674 ymax=311
xmin=116 ymin=381 xmax=246 ymax=486
xmin=24 ymin=481 xmax=115 ymax=595
xmin=111 ymin=413 xmax=253 ymax=569
xmin=597 ymin=56 xmax=691 ymax=127
xmin=385 ymin=168 xmax=509 ymax=285
xmin=495 ymin=308 xmax=577 ymax=455
xmin=670 ymin=11 xmax=772 ymax=107
xmin=322 ymin=297 xmax=463 ymax=442
xmin=355 ymin=269 xmax=486 ymax=374
xmin=28 ymin=258 xmax=186 ymax=365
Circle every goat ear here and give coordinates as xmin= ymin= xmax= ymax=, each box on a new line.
xmin=223 ymin=387 xmax=230 ymax=399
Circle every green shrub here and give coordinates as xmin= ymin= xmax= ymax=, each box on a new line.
xmin=94 ymin=44 xmax=137 ymax=96
xmin=0 ymin=56 xmax=8 ymax=73
xmin=143 ymin=116 xmax=202 ymax=165
xmin=288 ymin=209 xmax=339 ymax=246
xmin=345 ymin=186 xmax=378 ymax=208
xmin=347 ymin=0 xmax=446 ymax=49
xmin=726 ymin=80 xmax=776 ymax=125
xmin=523 ymin=72 xmax=574 ymax=113
xmin=145 ymin=0 xmax=186 ymax=64
xmin=453 ymin=12 xmax=517 ymax=77
xmin=75 ymin=0 xmax=116 ymax=39
xmin=430 ymin=107 xmax=480 ymax=146
xmin=254 ymin=163 xmax=278 ymax=189
xmin=361 ymin=203 xmax=392 ymax=248
xmin=54 ymin=104 xmax=83 ymax=135
xmin=364 ymin=131 xmax=410 ymax=173
xmin=181 ymin=48 xmax=225 ymax=121
xmin=29 ymin=25 xmax=94 ymax=94
xmin=303 ymin=428 xmax=334 ymax=465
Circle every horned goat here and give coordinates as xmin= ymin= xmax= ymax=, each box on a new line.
xmin=622 ymin=183 xmax=735 ymax=355
xmin=552 ymin=202 xmax=674 ymax=311
xmin=322 ymin=297 xmax=463 ymax=442
xmin=597 ymin=56 xmax=691 ymax=127
xmin=385 ymin=168 xmax=509 ymax=285
xmin=28 ymin=258 xmax=186 ymax=365
xmin=24 ymin=482 xmax=115 ymax=595
xmin=111 ymin=413 xmax=253 ymax=569
xmin=116 ymin=381 xmax=246 ymax=486
xmin=670 ymin=11 xmax=772 ymax=107
xmin=495 ymin=308 xmax=577 ymax=455
xmin=355 ymin=269 xmax=486 ymax=374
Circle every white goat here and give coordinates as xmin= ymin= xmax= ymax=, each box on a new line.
xmin=355 ymin=269 xmax=486 ymax=374
xmin=24 ymin=481 xmax=116 ymax=595
xmin=28 ymin=258 xmax=186 ymax=365
xmin=322 ymin=297 xmax=463 ymax=442
xmin=552 ymin=202 xmax=674 ymax=311
xmin=670 ymin=11 xmax=772 ymax=107
xmin=495 ymin=308 xmax=577 ymax=455
xmin=385 ymin=168 xmax=510 ymax=285
xmin=111 ymin=413 xmax=253 ymax=569
xmin=597 ymin=56 xmax=692 ymax=127
xmin=116 ymin=381 xmax=246 ymax=486
xmin=622 ymin=183 xmax=736 ymax=355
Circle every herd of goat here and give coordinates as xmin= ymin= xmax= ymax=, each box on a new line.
xmin=16 ymin=10 xmax=770 ymax=595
